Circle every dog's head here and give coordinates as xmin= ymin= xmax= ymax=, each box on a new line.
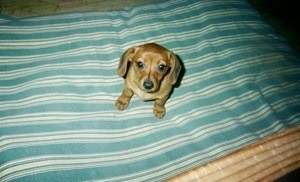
xmin=118 ymin=43 xmax=181 ymax=93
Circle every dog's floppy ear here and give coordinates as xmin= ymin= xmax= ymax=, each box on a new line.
xmin=169 ymin=51 xmax=182 ymax=85
xmin=118 ymin=46 xmax=138 ymax=77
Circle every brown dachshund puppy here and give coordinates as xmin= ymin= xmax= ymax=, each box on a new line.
xmin=115 ymin=43 xmax=181 ymax=118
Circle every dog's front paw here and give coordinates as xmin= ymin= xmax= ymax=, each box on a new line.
xmin=115 ymin=97 xmax=129 ymax=110
xmin=153 ymin=104 xmax=166 ymax=119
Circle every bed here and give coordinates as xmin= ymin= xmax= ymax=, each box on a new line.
xmin=0 ymin=0 xmax=299 ymax=181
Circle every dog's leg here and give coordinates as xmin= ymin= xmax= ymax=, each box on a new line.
xmin=153 ymin=96 xmax=168 ymax=119
xmin=115 ymin=85 xmax=133 ymax=110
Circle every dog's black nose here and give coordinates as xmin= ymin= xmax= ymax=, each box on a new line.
xmin=143 ymin=81 xmax=154 ymax=90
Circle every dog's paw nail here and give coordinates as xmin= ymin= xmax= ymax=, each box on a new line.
xmin=115 ymin=99 xmax=128 ymax=110
xmin=153 ymin=107 xmax=166 ymax=119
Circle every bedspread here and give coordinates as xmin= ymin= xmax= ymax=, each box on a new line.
xmin=0 ymin=0 xmax=299 ymax=181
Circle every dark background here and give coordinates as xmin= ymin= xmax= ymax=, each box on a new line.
xmin=248 ymin=0 xmax=300 ymax=53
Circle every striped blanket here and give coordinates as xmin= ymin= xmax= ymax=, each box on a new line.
xmin=0 ymin=0 xmax=299 ymax=181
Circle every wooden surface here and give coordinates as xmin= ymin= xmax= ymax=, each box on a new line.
xmin=0 ymin=0 xmax=159 ymax=18
xmin=168 ymin=126 xmax=300 ymax=182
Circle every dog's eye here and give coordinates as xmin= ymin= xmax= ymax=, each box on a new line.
xmin=158 ymin=64 xmax=166 ymax=72
xmin=136 ymin=61 xmax=144 ymax=69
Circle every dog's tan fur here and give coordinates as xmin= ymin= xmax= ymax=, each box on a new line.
xmin=115 ymin=43 xmax=181 ymax=118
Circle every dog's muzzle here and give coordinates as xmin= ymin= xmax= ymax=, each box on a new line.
xmin=143 ymin=81 xmax=154 ymax=90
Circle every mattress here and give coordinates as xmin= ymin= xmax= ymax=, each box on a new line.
xmin=0 ymin=0 xmax=299 ymax=181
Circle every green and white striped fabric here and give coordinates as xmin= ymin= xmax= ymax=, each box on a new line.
xmin=0 ymin=0 xmax=299 ymax=181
